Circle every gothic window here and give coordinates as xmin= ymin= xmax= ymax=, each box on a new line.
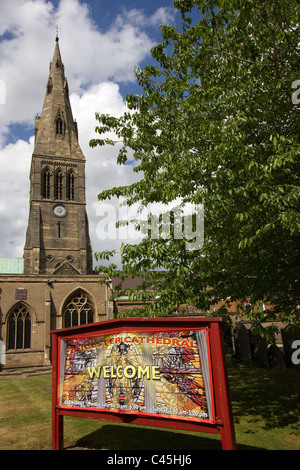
xmin=64 ymin=79 xmax=69 ymax=96
xmin=54 ymin=169 xmax=63 ymax=200
xmin=66 ymin=170 xmax=75 ymax=200
xmin=56 ymin=116 xmax=63 ymax=135
xmin=47 ymin=77 xmax=53 ymax=94
xmin=63 ymin=290 xmax=94 ymax=328
xmin=56 ymin=111 xmax=64 ymax=136
xmin=57 ymin=221 xmax=63 ymax=238
xmin=7 ymin=305 xmax=31 ymax=350
xmin=42 ymin=167 xmax=51 ymax=199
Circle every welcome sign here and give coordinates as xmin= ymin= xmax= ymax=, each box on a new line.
xmin=52 ymin=318 xmax=236 ymax=450
xmin=59 ymin=329 xmax=213 ymax=422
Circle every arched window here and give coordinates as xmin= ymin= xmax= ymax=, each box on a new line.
xmin=7 ymin=304 xmax=31 ymax=350
xmin=63 ymin=290 xmax=94 ymax=328
xmin=54 ymin=169 xmax=63 ymax=200
xmin=56 ymin=117 xmax=63 ymax=135
xmin=47 ymin=77 xmax=53 ymax=94
xmin=56 ymin=111 xmax=64 ymax=136
xmin=42 ymin=167 xmax=51 ymax=199
xmin=57 ymin=221 xmax=63 ymax=238
xmin=66 ymin=170 xmax=75 ymax=201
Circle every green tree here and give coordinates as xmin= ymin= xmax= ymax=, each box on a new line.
xmin=90 ymin=0 xmax=300 ymax=334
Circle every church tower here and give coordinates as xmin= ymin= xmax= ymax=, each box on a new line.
xmin=24 ymin=36 xmax=93 ymax=275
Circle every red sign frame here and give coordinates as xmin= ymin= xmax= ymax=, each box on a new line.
xmin=51 ymin=317 xmax=236 ymax=450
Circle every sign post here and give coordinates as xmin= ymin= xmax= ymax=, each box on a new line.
xmin=51 ymin=317 xmax=236 ymax=450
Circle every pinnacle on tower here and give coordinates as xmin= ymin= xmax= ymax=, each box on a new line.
xmin=33 ymin=38 xmax=84 ymax=160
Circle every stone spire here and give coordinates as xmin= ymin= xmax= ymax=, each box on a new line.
xmin=34 ymin=37 xmax=84 ymax=160
xmin=23 ymin=37 xmax=93 ymax=275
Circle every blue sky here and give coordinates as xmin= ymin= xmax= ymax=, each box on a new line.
xmin=0 ymin=0 xmax=180 ymax=264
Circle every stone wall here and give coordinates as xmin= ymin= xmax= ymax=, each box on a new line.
xmin=0 ymin=273 xmax=110 ymax=369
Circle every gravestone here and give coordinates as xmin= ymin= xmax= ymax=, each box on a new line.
xmin=268 ymin=344 xmax=285 ymax=368
xmin=250 ymin=332 xmax=269 ymax=367
xmin=234 ymin=323 xmax=251 ymax=364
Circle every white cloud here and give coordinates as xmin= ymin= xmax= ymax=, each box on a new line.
xmin=70 ymin=82 xmax=141 ymax=263
xmin=0 ymin=0 xmax=55 ymax=140
xmin=150 ymin=7 xmax=176 ymax=26
xmin=0 ymin=0 xmax=159 ymax=143
xmin=121 ymin=6 xmax=175 ymax=28
xmin=0 ymin=137 xmax=33 ymax=257
xmin=0 ymin=0 xmax=172 ymax=263
xmin=0 ymin=78 xmax=141 ymax=262
xmin=55 ymin=0 xmax=155 ymax=89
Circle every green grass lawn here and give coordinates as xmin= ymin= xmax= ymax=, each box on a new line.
xmin=0 ymin=367 xmax=299 ymax=450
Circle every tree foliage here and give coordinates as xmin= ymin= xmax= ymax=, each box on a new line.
xmin=90 ymin=0 xmax=300 ymax=332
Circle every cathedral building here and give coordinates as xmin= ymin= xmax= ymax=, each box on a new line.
xmin=0 ymin=38 xmax=288 ymax=374
xmin=0 ymin=37 xmax=111 ymax=371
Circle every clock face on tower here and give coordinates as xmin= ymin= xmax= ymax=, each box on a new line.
xmin=53 ymin=205 xmax=66 ymax=217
